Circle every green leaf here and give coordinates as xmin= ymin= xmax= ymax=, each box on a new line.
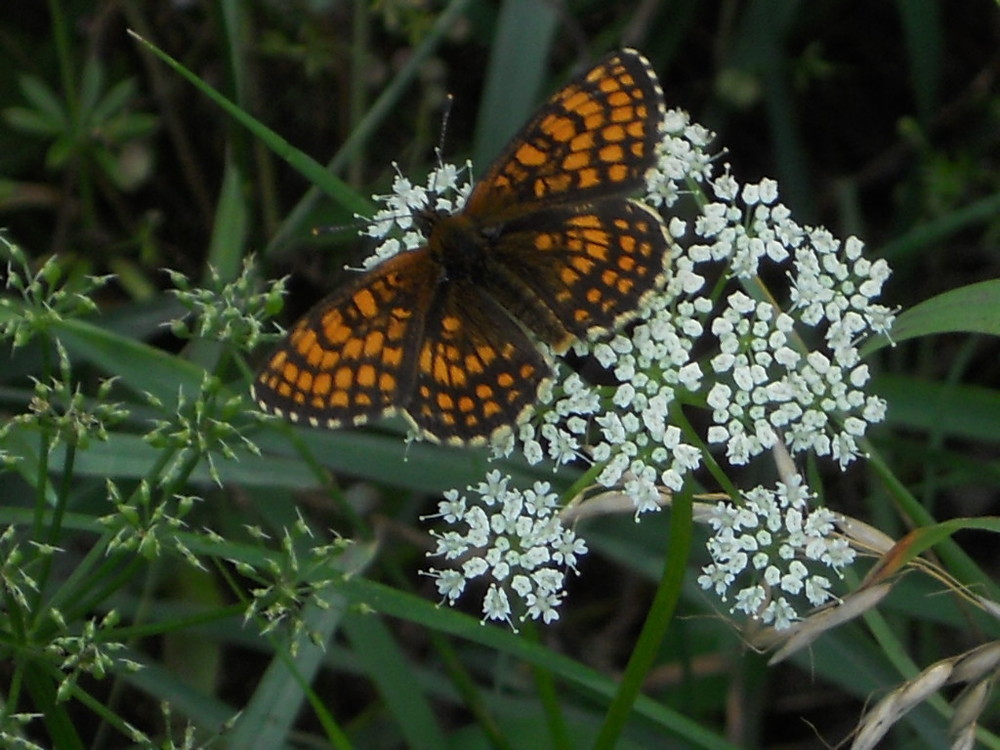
xmin=17 ymin=74 xmax=67 ymax=124
xmin=90 ymin=77 xmax=138 ymax=124
xmin=3 ymin=106 xmax=63 ymax=137
xmin=864 ymin=279 xmax=1000 ymax=355
xmin=52 ymin=317 xmax=205 ymax=406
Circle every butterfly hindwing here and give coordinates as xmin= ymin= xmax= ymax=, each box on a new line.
xmin=405 ymin=281 xmax=550 ymax=444
xmin=483 ymin=198 xmax=670 ymax=346
xmin=253 ymin=250 xmax=439 ymax=429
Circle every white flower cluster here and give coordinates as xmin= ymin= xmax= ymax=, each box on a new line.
xmin=423 ymin=471 xmax=587 ymax=627
xmin=357 ymin=101 xmax=893 ymax=629
xmin=359 ymin=160 xmax=473 ymax=268
xmin=697 ymin=475 xmax=856 ymax=630
xmin=500 ymin=285 xmax=707 ymax=516
xmin=695 ymin=174 xmax=893 ymax=469
xmin=645 ymin=108 xmax=716 ymax=208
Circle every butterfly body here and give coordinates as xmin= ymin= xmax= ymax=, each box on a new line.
xmin=254 ymin=49 xmax=669 ymax=444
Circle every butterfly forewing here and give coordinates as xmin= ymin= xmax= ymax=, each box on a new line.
xmin=253 ymin=250 xmax=438 ymax=428
xmin=465 ymin=49 xmax=665 ymax=218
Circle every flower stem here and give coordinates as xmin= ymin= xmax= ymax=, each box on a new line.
xmin=591 ymin=483 xmax=693 ymax=749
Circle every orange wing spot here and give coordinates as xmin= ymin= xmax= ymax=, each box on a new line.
xmin=297 ymin=370 xmax=314 ymax=391
xmin=379 ymin=372 xmax=396 ymax=393
xmin=599 ymin=144 xmax=625 ymax=163
xmin=515 ymin=142 xmax=548 ymax=167
xmin=620 ymin=234 xmax=637 ymax=252
xmin=356 ymin=393 xmax=373 ymax=407
xmin=601 ymin=269 xmax=618 ymax=286
xmin=382 ymin=346 xmax=403 ymax=367
xmin=324 ymin=321 xmax=352 ymax=346
xmin=571 ymin=255 xmax=595 ymax=274
xmin=342 ymin=336 xmax=363 ymax=359
xmin=464 ymin=354 xmax=485 ymax=375
xmin=364 ymin=330 xmax=385 ymax=356
xmin=437 ymin=392 xmax=454 ymax=410
xmin=294 ymin=328 xmax=317 ymax=354
xmin=611 ymin=106 xmax=636 ymax=124
xmin=458 ymin=396 xmax=475 ymax=413
xmin=282 ymin=362 xmax=300 ymax=385
xmin=584 ymin=113 xmax=605 ymax=131
xmin=477 ymin=345 xmax=497 ymax=365
xmin=571 ymin=214 xmax=601 ymax=228
xmin=578 ymin=168 xmax=600 ymax=188
xmin=535 ymin=232 xmax=555 ymax=250
xmin=314 ymin=373 xmax=332 ymax=396
xmin=305 ymin=343 xmax=324 ymax=367
xmin=576 ymin=99 xmax=602 ymax=117
xmin=602 ymin=124 xmax=627 ymax=142
xmin=562 ymin=151 xmax=590 ymax=171
xmin=497 ymin=372 xmax=514 ymax=388
xmin=442 ymin=315 xmax=462 ymax=333
xmin=475 ymin=384 xmax=494 ymax=399
xmin=540 ymin=174 xmax=572 ymax=195
xmin=547 ymin=118 xmax=577 ymax=144
xmin=581 ymin=227 xmax=610 ymax=245
xmin=449 ymin=365 xmax=467 ymax=387
xmin=432 ymin=353 xmax=450 ymax=382
xmin=560 ymin=267 xmax=581 ymax=286
xmin=353 ymin=288 xmax=378 ymax=317
xmin=321 ymin=350 xmax=338 ymax=370
xmin=561 ymin=89 xmax=589 ymax=111
xmin=571 ymin=131 xmax=595 ymax=151
xmin=330 ymin=390 xmax=349 ymax=408
xmin=334 ymin=366 xmax=353 ymax=389
xmin=483 ymin=401 xmax=502 ymax=418
xmin=608 ymin=163 xmax=629 ymax=182
xmin=607 ymin=90 xmax=632 ymax=107
xmin=587 ymin=288 xmax=601 ymax=303
xmin=586 ymin=244 xmax=609 ymax=261
xmin=357 ymin=364 xmax=376 ymax=388
xmin=618 ymin=255 xmax=637 ymax=272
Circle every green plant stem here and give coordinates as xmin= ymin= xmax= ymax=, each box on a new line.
xmin=591 ymin=483 xmax=693 ymax=749
xmin=30 ymin=440 xmax=77 ymax=629
xmin=524 ymin=621 xmax=570 ymax=750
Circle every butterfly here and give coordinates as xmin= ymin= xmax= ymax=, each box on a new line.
xmin=253 ymin=48 xmax=669 ymax=445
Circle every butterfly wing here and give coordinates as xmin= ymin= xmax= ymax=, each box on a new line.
xmin=253 ymin=249 xmax=440 ymax=429
xmin=464 ymin=49 xmax=665 ymax=218
xmin=478 ymin=198 xmax=670 ymax=349
xmin=404 ymin=281 xmax=550 ymax=444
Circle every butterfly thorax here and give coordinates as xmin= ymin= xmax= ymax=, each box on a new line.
xmin=427 ymin=212 xmax=493 ymax=284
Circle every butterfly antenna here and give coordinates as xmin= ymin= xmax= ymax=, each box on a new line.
xmin=437 ymin=93 xmax=455 ymax=165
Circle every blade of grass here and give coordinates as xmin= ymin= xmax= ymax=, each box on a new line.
xmin=265 ymin=0 xmax=476 ymax=256
xmin=343 ymin=612 xmax=447 ymax=750
xmin=126 ymin=29 xmax=369 ymax=218
xmin=472 ymin=0 xmax=557 ymax=167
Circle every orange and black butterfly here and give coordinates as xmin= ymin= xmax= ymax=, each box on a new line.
xmin=253 ymin=49 xmax=669 ymax=444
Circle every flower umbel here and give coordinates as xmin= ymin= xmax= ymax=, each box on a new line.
xmin=363 ymin=106 xmax=889 ymax=631
xmin=423 ymin=470 xmax=587 ymax=627
xmin=697 ymin=474 xmax=856 ymax=629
